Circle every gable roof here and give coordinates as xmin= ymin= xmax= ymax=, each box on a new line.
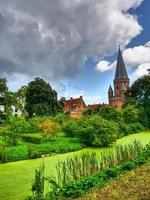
xmin=115 ymin=47 xmax=128 ymax=80
xmin=64 ymin=96 xmax=86 ymax=112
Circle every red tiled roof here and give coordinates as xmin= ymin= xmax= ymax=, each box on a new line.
xmin=64 ymin=96 xmax=86 ymax=112
xmin=87 ymin=104 xmax=101 ymax=109
xmin=87 ymin=103 xmax=109 ymax=109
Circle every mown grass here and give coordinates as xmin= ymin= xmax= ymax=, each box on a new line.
xmin=0 ymin=131 xmax=150 ymax=200
xmin=0 ymin=133 xmax=83 ymax=162
xmin=78 ymin=160 xmax=150 ymax=200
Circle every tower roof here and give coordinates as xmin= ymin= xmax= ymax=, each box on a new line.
xmin=115 ymin=47 xmax=128 ymax=80
xmin=108 ymin=85 xmax=113 ymax=92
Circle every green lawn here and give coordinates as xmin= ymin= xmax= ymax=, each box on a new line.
xmin=0 ymin=131 xmax=150 ymax=200
xmin=0 ymin=133 xmax=83 ymax=162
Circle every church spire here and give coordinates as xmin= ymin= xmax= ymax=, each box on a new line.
xmin=114 ymin=47 xmax=128 ymax=80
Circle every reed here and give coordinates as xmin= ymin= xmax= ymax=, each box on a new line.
xmin=51 ymin=140 xmax=144 ymax=187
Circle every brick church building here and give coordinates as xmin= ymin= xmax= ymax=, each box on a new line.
xmin=108 ymin=47 xmax=129 ymax=108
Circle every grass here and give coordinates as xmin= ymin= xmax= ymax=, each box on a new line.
xmin=0 ymin=133 xmax=83 ymax=162
xmin=78 ymin=160 xmax=150 ymax=200
xmin=0 ymin=131 xmax=150 ymax=200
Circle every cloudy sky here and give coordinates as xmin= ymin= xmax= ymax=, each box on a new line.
xmin=0 ymin=0 xmax=150 ymax=104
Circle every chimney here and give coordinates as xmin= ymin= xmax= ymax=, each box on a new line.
xmin=70 ymin=97 xmax=73 ymax=100
xmin=80 ymin=96 xmax=82 ymax=99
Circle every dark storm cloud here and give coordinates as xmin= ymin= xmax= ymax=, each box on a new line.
xmin=0 ymin=0 xmax=143 ymax=80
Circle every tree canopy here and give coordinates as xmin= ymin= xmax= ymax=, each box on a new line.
xmin=25 ymin=78 xmax=59 ymax=117
xmin=125 ymin=70 xmax=150 ymax=127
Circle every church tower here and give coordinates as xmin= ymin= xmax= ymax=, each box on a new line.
xmin=108 ymin=47 xmax=129 ymax=108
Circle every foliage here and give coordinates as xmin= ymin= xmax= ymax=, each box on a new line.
xmin=22 ymin=134 xmax=43 ymax=144
xmin=84 ymin=105 xmax=123 ymax=123
xmin=78 ymin=115 xmax=119 ymax=147
xmin=0 ymin=78 xmax=14 ymax=120
xmin=28 ymin=141 xmax=150 ymax=200
xmin=54 ymin=113 xmax=69 ymax=125
xmin=13 ymin=85 xmax=28 ymax=114
xmin=4 ymin=116 xmax=32 ymax=146
xmin=0 ymin=134 xmax=83 ymax=162
xmin=125 ymin=71 xmax=150 ymax=127
xmin=31 ymin=164 xmax=45 ymax=199
xmin=118 ymin=122 xmax=144 ymax=136
xmin=63 ymin=115 xmax=119 ymax=146
xmin=62 ymin=120 xmax=79 ymax=137
xmin=122 ymin=105 xmax=140 ymax=124
xmin=0 ymin=144 xmax=8 ymax=163
xmin=25 ymin=78 xmax=59 ymax=117
xmin=38 ymin=118 xmax=61 ymax=141
xmin=28 ymin=117 xmax=46 ymax=133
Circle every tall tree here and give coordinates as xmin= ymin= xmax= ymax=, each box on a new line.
xmin=125 ymin=70 xmax=150 ymax=127
xmin=0 ymin=78 xmax=13 ymax=117
xmin=13 ymin=86 xmax=27 ymax=114
xmin=25 ymin=78 xmax=58 ymax=117
xmin=0 ymin=78 xmax=8 ymax=105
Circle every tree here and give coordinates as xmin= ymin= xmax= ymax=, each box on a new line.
xmin=5 ymin=116 xmax=29 ymax=146
xmin=25 ymin=78 xmax=59 ymax=117
xmin=38 ymin=118 xmax=61 ymax=141
xmin=122 ymin=105 xmax=140 ymax=124
xmin=125 ymin=71 xmax=150 ymax=127
xmin=13 ymin=86 xmax=28 ymax=115
xmin=84 ymin=105 xmax=123 ymax=123
xmin=62 ymin=115 xmax=119 ymax=147
xmin=0 ymin=78 xmax=8 ymax=104
xmin=0 ymin=78 xmax=13 ymax=120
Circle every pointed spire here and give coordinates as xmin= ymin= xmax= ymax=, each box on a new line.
xmin=108 ymin=85 xmax=113 ymax=92
xmin=114 ymin=47 xmax=128 ymax=80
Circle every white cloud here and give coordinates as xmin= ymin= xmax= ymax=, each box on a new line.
xmin=131 ymin=63 xmax=150 ymax=81
xmin=96 ymin=60 xmax=116 ymax=72
xmin=96 ymin=41 xmax=150 ymax=80
xmin=123 ymin=42 xmax=150 ymax=65
xmin=0 ymin=0 xmax=143 ymax=80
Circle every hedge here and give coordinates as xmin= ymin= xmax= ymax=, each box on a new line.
xmin=22 ymin=134 xmax=43 ymax=144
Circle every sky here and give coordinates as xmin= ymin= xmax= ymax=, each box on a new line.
xmin=0 ymin=0 xmax=150 ymax=104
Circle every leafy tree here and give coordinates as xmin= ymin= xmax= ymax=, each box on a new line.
xmin=125 ymin=71 xmax=150 ymax=127
xmin=13 ymin=86 xmax=28 ymax=114
xmin=122 ymin=105 xmax=140 ymax=124
xmin=38 ymin=118 xmax=61 ymax=141
xmin=63 ymin=120 xmax=79 ymax=137
xmin=0 ymin=78 xmax=13 ymax=119
xmin=25 ymin=78 xmax=59 ymax=117
xmin=84 ymin=105 xmax=123 ymax=123
xmin=54 ymin=113 xmax=69 ymax=125
xmin=63 ymin=115 xmax=119 ymax=147
xmin=57 ymin=97 xmax=66 ymax=113
xmin=79 ymin=115 xmax=119 ymax=147
xmin=5 ymin=116 xmax=30 ymax=146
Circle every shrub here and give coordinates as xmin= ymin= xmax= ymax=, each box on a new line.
xmin=4 ymin=116 xmax=32 ymax=146
xmin=28 ymin=117 xmax=46 ymax=133
xmin=63 ymin=120 xmax=79 ymax=137
xmin=77 ymin=115 xmax=119 ymax=147
xmin=118 ymin=122 xmax=144 ymax=136
xmin=54 ymin=113 xmax=70 ymax=125
xmin=22 ymin=134 xmax=43 ymax=144
xmin=122 ymin=160 xmax=136 ymax=170
xmin=0 ymin=144 xmax=8 ymax=163
xmin=38 ymin=118 xmax=61 ymax=141
xmin=122 ymin=105 xmax=140 ymax=124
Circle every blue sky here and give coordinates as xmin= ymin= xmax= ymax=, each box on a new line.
xmin=0 ymin=0 xmax=150 ymax=104
xmin=59 ymin=0 xmax=150 ymax=104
